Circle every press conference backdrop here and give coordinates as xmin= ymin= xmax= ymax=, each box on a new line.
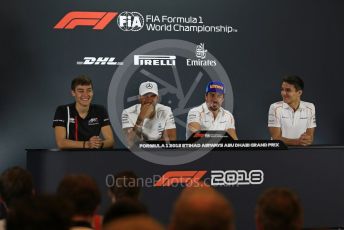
xmin=27 ymin=148 xmax=344 ymax=229
xmin=1 ymin=0 xmax=344 ymax=171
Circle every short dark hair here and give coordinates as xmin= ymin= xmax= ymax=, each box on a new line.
xmin=282 ymin=75 xmax=304 ymax=91
xmin=109 ymin=171 xmax=141 ymax=201
xmin=256 ymin=188 xmax=303 ymax=230
xmin=71 ymin=75 xmax=93 ymax=90
xmin=103 ymin=215 xmax=164 ymax=230
xmin=0 ymin=166 xmax=34 ymax=207
xmin=6 ymin=195 xmax=72 ymax=230
xmin=57 ymin=174 xmax=101 ymax=216
xmin=103 ymin=198 xmax=148 ymax=226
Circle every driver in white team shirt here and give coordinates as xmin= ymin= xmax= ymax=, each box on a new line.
xmin=268 ymin=75 xmax=316 ymax=146
xmin=186 ymin=80 xmax=238 ymax=140
xmin=122 ymin=81 xmax=176 ymax=148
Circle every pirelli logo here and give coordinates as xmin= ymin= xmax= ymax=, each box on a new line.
xmin=134 ymin=55 xmax=176 ymax=66
xmin=154 ymin=170 xmax=207 ymax=187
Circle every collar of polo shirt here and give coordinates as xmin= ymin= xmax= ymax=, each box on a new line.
xmin=283 ymin=101 xmax=306 ymax=111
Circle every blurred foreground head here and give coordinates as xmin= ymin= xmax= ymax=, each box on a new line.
xmin=6 ymin=195 xmax=72 ymax=230
xmin=255 ymin=187 xmax=303 ymax=230
xmin=0 ymin=166 xmax=34 ymax=208
xmin=108 ymin=171 xmax=141 ymax=203
xmin=57 ymin=174 xmax=101 ymax=217
xmin=169 ymin=183 xmax=235 ymax=230
xmin=103 ymin=198 xmax=148 ymax=226
xmin=103 ymin=215 xmax=164 ymax=230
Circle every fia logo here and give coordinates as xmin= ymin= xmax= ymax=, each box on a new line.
xmin=195 ymin=43 xmax=207 ymax=59
xmin=117 ymin=11 xmax=144 ymax=31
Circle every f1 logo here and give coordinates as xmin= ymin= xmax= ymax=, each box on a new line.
xmin=54 ymin=11 xmax=118 ymax=30
xmin=154 ymin=171 xmax=207 ymax=187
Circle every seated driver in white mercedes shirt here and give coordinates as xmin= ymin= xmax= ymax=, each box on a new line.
xmin=186 ymin=80 xmax=238 ymax=140
xmin=122 ymin=81 xmax=176 ymax=148
xmin=268 ymin=75 xmax=316 ymax=146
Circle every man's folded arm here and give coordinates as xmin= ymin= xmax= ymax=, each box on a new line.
xmin=54 ymin=126 xmax=84 ymax=149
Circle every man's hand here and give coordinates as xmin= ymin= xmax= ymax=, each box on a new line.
xmin=138 ymin=103 xmax=155 ymax=121
xmin=86 ymin=136 xmax=103 ymax=149
xmin=298 ymin=133 xmax=313 ymax=146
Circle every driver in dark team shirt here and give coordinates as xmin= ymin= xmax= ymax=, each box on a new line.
xmin=53 ymin=75 xmax=114 ymax=149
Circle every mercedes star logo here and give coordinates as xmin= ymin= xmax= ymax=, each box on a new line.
xmin=146 ymin=83 xmax=153 ymax=89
